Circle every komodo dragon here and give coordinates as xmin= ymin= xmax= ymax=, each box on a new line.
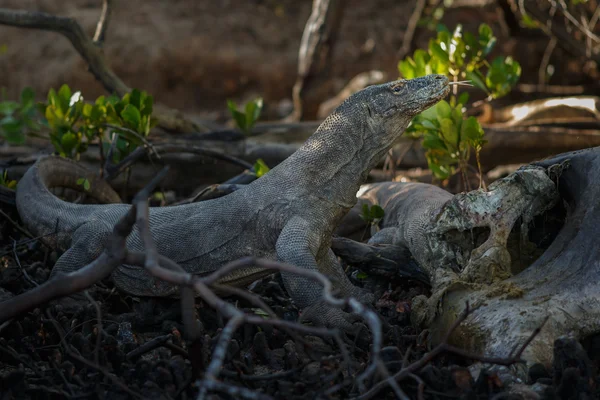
xmin=15 ymin=75 xmax=450 ymax=329
xmin=336 ymin=182 xmax=453 ymax=265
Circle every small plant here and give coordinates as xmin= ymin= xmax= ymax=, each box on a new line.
xmin=0 ymin=170 xmax=16 ymax=189
xmin=360 ymin=204 xmax=385 ymax=225
xmin=0 ymin=87 xmax=41 ymax=145
xmin=76 ymin=177 xmax=91 ymax=191
xmin=227 ymin=98 xmax=263 ymax=135
xmin=252 ymin=159 xmax=270 ymax=178
xmin=41 ymin=84 xmax=157 ymax=161
xmin=359 ymin=204 xmax=385 ymax=241
xmin=398 ymin=23 xmax=521 ymax=187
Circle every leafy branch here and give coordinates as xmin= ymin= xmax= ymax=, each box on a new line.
xmin=399 ymin=23 xmax=521 ymax=188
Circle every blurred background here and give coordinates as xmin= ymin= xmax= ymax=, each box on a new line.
xmin=2 ymin=0 xmax=600 ymax=195
xmin=1 ymin=0 xmax=597 ymax=121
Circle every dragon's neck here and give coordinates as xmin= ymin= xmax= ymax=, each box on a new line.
xmin=263 ymin=107 xmax=390 ymax=209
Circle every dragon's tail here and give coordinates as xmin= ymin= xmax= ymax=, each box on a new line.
xmin=15 ymin=156 xmax=121 ymax=248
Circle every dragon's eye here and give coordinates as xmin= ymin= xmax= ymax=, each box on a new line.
xmin=391 ymin=81 xmax=405 ymax=93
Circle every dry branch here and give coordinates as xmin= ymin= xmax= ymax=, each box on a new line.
xmin=289 ymin=0 xmax=345 ymax=121
xmin=520 ymin=1 xmax=600 ymax=64
xmin=355 ymin=303 xmax=546 ymax=400
xmin=92 ymin=0 xmax=112 ymax=46
xmin=0 ymin=7 xmax=205 ymax=133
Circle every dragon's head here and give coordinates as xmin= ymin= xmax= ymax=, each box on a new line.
xmin=361 ymin=74 xmax=450 ymax=140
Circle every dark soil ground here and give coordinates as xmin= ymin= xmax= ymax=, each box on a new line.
xmin=1 ymin=193 xmax=598 ymax=399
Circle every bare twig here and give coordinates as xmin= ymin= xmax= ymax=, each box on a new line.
xmin=0 ymin=166 xmax=163 ymax=323
xmin=93 ymin=0 xmax=112 ymax=46
xmin=0 ymin=208 xmax=34 ymax=239
xmin=398 ymin=0 xmax=427 ymax=59
xmin=521 ymin=2 xmax=600 ymax=64
xmin=12 ymin=240 xmax=38 ymax=287
xmin=197 ymin=315 xmax=245 ymax=400
xmin=353 ymin=302 xmax=547 ymax=400
xmin=539 ymin=36 xmax=557 ymax=85
xmin=44 ymin=309 xmax=142 ymax=398
xmin=103 ymin=123 xmax=159 ymax=158
xmin=555 ymin=0 xmax=600 ymax=43
xmin=289 ymin=0 xmax=345 ymax=121
xmin=83 ymin=290 xmax=102 ymax=366
xmin=125 ymin=334 xmax=172 ymax=361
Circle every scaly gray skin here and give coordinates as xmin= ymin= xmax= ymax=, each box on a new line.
xmin=336 ymin=181 xmax=453 ymax=271
xmin=16 ymin=75 xmax=450 ymax=330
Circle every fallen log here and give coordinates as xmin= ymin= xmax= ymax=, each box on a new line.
xmin=338 ymin=146 xmax=600 ymax=371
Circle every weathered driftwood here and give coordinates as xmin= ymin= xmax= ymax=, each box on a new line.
xmin=380 ymin=147 xmax=600 ymax=370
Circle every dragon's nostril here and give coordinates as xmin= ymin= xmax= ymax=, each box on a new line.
xmin=435 ymin=76 xmax=445 ymax=80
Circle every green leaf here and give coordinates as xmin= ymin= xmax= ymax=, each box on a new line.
xmin=485 ymin=56 xmax=521 ymax=98
xmin=129 ymin=89 xmax=142 ymax=110
xmin=105 ymin=103 xmax=119 ymax=122
xmin=435 ymin=100 xmax=452 ymax=119
xmin=61 ymin=132 xmax=78 ymax=156
xmin=520 ymin=13 xmax=539 ymax=28
xmin=47 ymin=89 xmax=64 ymax=118
xmin=370 ymin=205 xmax=385 ymax=220
xmin=428 ymin=160 xmax=451 ymax=180
xmin=462 ymin=31 xmax=479 ymax=59
xmin=451 ymin=106 xmax=463 ymax=126
xmin=422 ymin=133 xmax=447 ymax=151
xmin=227 ymin=100 xmax=248 ymax=132
xmin=90 ymin=104 xmax=104 ymax=121
xmin=420 ymin=104 xmax=438 ymax=121
xmin=20 ymin=87 xmax=35 ymax=106
xmin=142 ymin=95 xmax=153 ymax=116
xmin=251 ymin=308 xmax=270 ymax=318
xmin=421 ymin=119 xmax=439 ymax=130
xmin=429 ymin=41 xmax=449 ymax=65
xmin=413 ymin=49 xmax=429 ymax=76
xmin=120 ymin=104 xmax=142 ymax=131
xmin=398 ymin=59 xmax=415 ymax=79
xmin=0 ymin=116 xmax=25 ymax=144
xmin=57 ymin=84 xmax=71 ymax=113
xmin=82 ymin=103 xmax=93 ymax=118
xmin=360 ymin=203 xmax=370 ymax=221
xmin=461 ymin=116 xmax=484 ymax=145
xmin=457 ymin=91 xmax=470 ymax=106
xmin=253 ymin=158 xmax=270 ymax=178
xmin=0 ymin=101 xmax=19 ymax=116
xmin=76 ymin=177 xmax=90 ymax=191
xmin=465 ymin=70 xmax=488 ymax=93
xmin=439 ymin=118 xmax=458 ymax=147
xmin=355 ymin=271 xmax=369 ymax=280
xmin=245 ymin=98 xmax=263 ymax=129
xmin=478 ymin=23 xmax=496 ymax=57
